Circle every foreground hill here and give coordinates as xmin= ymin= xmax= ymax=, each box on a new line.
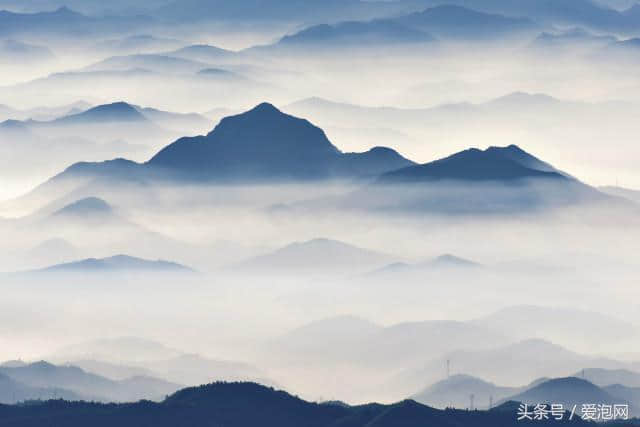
xmin=0 ymin=381 xmax=591 ymax=427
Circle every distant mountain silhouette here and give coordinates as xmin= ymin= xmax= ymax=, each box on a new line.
xmin=0 ymin=361 xmax=180 ymax=402
xmin=379 ymin=145 xmax=565 ymax=183
xmin=413 ymin=374 xmax=519 ymax=409
xmin=395 ymin=5 xmax=537 ymax=39
xmin=268 ymin=316 xmax=508 ymax=370
xmin=574 ymin=368 xmax=640 ymax=388
xmin=503 ymin=377 xmax=635 ymax=415
xmin=473 ymin=305 xmax=639 ymax=354
xmin=394 ymin=339 xmax=629 ymax=394
xmin=0 ymin=39 xmax=54 ymax=63
xmin=233 ymin=238 xmax=393 ymax=276
xmin=165 ymin=44 xmax=236 ymax=63
xmin=51 ymin=197 xmax=113 ymax=218
xmin=367 ymin=254 xmax=480 ymax=277
xmin=148 ymin=103 xmax=414 ymax=181
xmin=0 ymin=381 xmax=592 ymax=426
xmin=34 ymin=254 xmax=194 ymax=274
xmin=51 ymin=102 xmax=147 ymax=125
xmin=0 ymin=7 xmax=149 ymax=38
xmin=530 ymin=28 xmax=617 ymax=50
xmin=277 ymin=20 xmax=434 ymax=47
xmin=0 ymin=372 xmax=81 ymax=404
xmin=84 ymin=54 xmax=213 ymax=74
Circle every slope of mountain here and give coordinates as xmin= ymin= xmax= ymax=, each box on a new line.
xmin=604 ymin=384 xmax=640 ymax=408
xmin=473 ymin=306 xmax=639 ymax=353
xmin=599 ymin=186 xmax=640 ymax=203
xmin=413 ymin=374 xmax=519 ymax=409
xmin=0 ymin=372 xmax=80 ymax=404
xmin=233 ymin=238 xmax=393 ymax=276
xmin=503 ymin=377 xmax=634 ymax=415
xmin=0 ymin=361 xmax=181 ymax=402
xmin=574 ymin=368 xmax=640 ymax=388
xmin=530 ymin=28 xmax=617 ymax=51
xmin=148 ymin=103 xmax=414 ymax=181
xmin=0 ymin=7 xmax=149 ymax=38
xmin=165 ymin=44 xmax=237 ymax=63
xmin=50 ymin=197 xmax=115 ymax=220
xmin=84 ymin=54 xmax=213 ymax=75
xmin=51 ymin=337 xmax=183 ymax=364
xmin=414 ymin=0 xmax=639 ymax=34
xmin=267 ymin=316 xmax=508 ymax=369
xmin=394 ymin=339 xmax=628 ymax=394
xmin=33 ymin=255 xmax=194 ymax=274
xmin=333 ymin=144 xmax=614 ymax=214
xmin=380 ymin=146 xmax=565 ymax=183
xmin=0 ymin=39 xmax=55 ymax=64
xmin=0 ymin=381 xmax=592 ymax=427
xmin=395 ymin=5 xmax=537 ymax=39
xmin=277 ymin=20 xmax=434 ymax=47
xmin=51 ymin=102 xmax=147 ymax=125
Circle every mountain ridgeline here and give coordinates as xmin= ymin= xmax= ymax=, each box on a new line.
xmin=28 ymin=101 xmax=621 ymax=215
xmin=147 ymin=102 xmax=414 ymax=180
xmin=0 ymin=381 xmax=592 ymax=427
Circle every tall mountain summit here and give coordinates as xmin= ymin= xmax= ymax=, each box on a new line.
xmin=148 ymin=102 xmax=414 ymax=180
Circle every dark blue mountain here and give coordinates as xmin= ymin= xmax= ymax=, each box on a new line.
xmin=379 ymin=145 xmax=565 ymax=183
xmin=0 ymin=381 xmax=591 ymax=427
xmin=35 ymin=255 xmax=193 ymax=274
xmin=148 ymin=103 xmax=414 ymax=180
xmin=278 ymin=20 xmax=434 ymax=46
xmin=395 ymin=5 xmax=537 ymax=39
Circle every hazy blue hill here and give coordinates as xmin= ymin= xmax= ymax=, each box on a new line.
xmin=0 ymin=361 xmax=181 ymax=402
xmin=530 ymin=28 xmax=617 ymax=50
xmin=576 ymin=368 xmax=640 ymax=388
xmin=234 ymin=238 xmax=393 ymax=276
xmin=0 ymin=381 xmax=593 ymax=426
xmin=278 ymin=20 xmax=434 ymax=47
xmin=35 ymin=255 xmax=194 ymax=274
xmin=379 ymin=146 xmax=565 ymax=183
xmin=0 ymin=39 xmax=55 ymax=63
xmin=395 ymin=5 xmax=537 ymax=39
xmin=0 ymin=7 xmax=149 ymax=37
xmin=366 ymin=254 xmax=479 ymax=277
xmin=51 ymin=197 xmax=113 ymax=218
xmin=413 ymin=374 xmax=518 ymax=409
xmin=474 ymin=306 xmax=639 ymax=353
xmin=503 ymin=377 xmax=635 ymax=414
xmin=84 ymin=54 xmax=213 ymax=75
xmin=0 ymin=372 xmax=81 ymax=404
xmin=148 ymin=103 xmax=413 ymax=181
xmin=166 ymin=44 xmax=236 ymax=62
xmin=51 ymin=102 xmax=148 ymax=125
xmin=338 ymin=147 xmax=416 ymax=178
xmin=419 ymin=0 xmax=635 ymax=33
xmin=605 ymin=384 xmax=640 ymax=408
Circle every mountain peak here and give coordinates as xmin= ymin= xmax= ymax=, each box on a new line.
xmin=379 ymin=145 xmax=566 ymax=183
xmin=53 ymin=197 xmax=113 ymax=216
xmin=53 ymin=101 xmax=147 ymax=125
